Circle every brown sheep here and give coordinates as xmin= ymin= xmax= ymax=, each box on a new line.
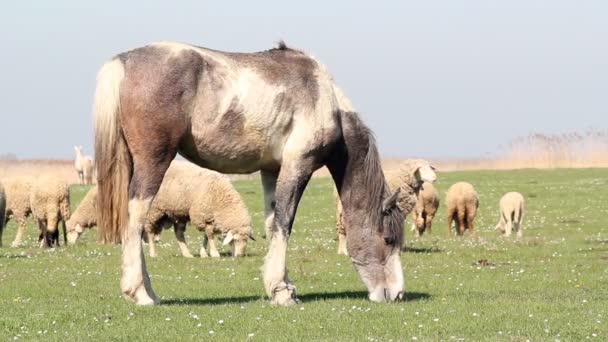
xmin=29 ymin=178 xmax=71 ymax=248
xmin=411 ymin=181 xmax=440 ymax=237
xmin=2 ymin=177 xmax=34 ymax=247
xmin=445 ymin=182 xmax=479 ymax=236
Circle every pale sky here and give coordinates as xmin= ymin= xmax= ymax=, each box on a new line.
xmin=0 ymin=1 xmax=606 ymax=159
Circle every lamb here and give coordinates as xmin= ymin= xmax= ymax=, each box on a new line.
xmin=29 ymin=177 xmax=71 ymax=248
xmin=67 ymin=163 xmax=254 ymax=258
xmin=2 ymin=177 xmax=34 ymax=247
xmin=445 ymin=182 xmax=479 ymax=236
xmin=0 ymin=182 xmax=6 ymax=247
xmin=74 ymin=146 xmax=94 ymax=185
xmin=495 ymin=192 xmax=525 ymax=238
xmin=336 ymin=159 xmax=436 ymax=255
xmin=410 ymin=181 xmax=440 ymax=237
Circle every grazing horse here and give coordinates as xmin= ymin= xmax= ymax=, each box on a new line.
xmin=94 ymin=41 xmax=405 ymax=305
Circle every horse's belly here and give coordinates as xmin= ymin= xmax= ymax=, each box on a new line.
xmin=181 ymin=123 xmax=281 ymax=174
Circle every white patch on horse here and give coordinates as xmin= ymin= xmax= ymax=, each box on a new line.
xmin=121 ymin=197 xmax=158 ymax=305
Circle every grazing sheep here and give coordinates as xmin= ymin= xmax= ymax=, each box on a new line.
xmin=0 ymin=182 xmax=6 ymax=247
xmin=29 ymin=178 xmax=71 ymax=248
xmin=74 ymin=146 xmax=94 ymax=185
xmin=446 ymin=182 xmax=479 ymax=236
xmin=2 ymin=177 xmax=34 ymax=247
xmin=495 ymin=192 xmax=525 ymax=238
xmin=145 ymin=164 xmax=254 ymax=258
xmin=65 ymin=186 xmax=98 ymax=244
xmin=410 ymin=181 xmax=440 ymax=237
xmin=336 ymin=159 xmax=436 ymax=255
xmin=67 ymin=164 xmax=254 ymax=258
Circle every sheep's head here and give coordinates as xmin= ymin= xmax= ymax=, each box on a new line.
xmin=222 ymin=228 xmax=255 ymax=257
xmin=410 ymin=160 xmax=436 ymax=186
xmin=66 ymin=219 xmax=84 ymax=245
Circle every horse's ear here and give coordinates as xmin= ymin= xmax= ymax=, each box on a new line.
xmin=382 ymin=188 xmax=401 ymax=215
xmin=223 ymin=231 xmax=234 ymax=245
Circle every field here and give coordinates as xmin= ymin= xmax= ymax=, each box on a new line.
xmin=1 ymin=168 xmax=607 ymax=341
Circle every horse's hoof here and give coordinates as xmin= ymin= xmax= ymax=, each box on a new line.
xmin=270 ymin=284 xmax=299 ymax=306
xmin=123 ymin=285 xmax=159 ymax=305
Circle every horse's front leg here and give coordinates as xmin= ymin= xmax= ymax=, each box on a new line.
xmin=262 ymin=160 xmax=314 ymax=306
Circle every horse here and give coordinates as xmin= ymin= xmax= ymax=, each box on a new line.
xmin=93 ymin=41 xmax=405 ymax=306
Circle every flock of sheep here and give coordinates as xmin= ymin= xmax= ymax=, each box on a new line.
xmin=0 ymin=148 xmax=525 ymax=258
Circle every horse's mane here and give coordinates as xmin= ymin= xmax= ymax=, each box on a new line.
xmin=342 ymin=112 xmax=404 ymax=245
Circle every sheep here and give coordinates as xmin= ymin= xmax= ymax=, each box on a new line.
xmin=495 ymin=192 xmax=525 ymax=238
xmin=445 ymin=182 xmax=479 ymax=236
xmin=336 ymin=159 xmax=436 ymax=255
xmin=2 ymin=177 xmax=34 ymax=247
xmin=65 ymin=186 xmax=98 ymax=244
xmin=67 ymin=163 xmax=254 ymax=258
xmin=74 ymin=146 xmax=94 ymax=185
xmin=410 ymin=181 xmax=440 ymax=237
xmin=145 ymin=164 xmax=254 ymax=258
xmin=0 ymin=182 xmax=6 ymax=247
xmin=29 ymin=177 xmax=71 ymax=248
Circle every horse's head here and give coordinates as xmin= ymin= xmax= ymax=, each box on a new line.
xmin=345 ymin=187 xmax=406 ymax=302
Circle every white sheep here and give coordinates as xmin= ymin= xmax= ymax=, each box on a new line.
xmin=410 ymin=181 xmax=440 ymax=237
xmin=445 ymin=182 xmax=479 ymax=236
xmin=67 ymin=163 xmax=254 ymax=258
xmin=336 ymin=159 xmax=436 ymax=255
xmin=2 ymin=177 xmax=34 ymax=247
xmin=0 ymin=182 xmax=6 ymax=247
xmin=29 ymin=177 xmax=71 ymax=248
xmin=74 ymin=146 xmax=94 ymax=185
xmin=145 ymin=163 xmax=254 ymax=258
xmin=495 ymin=192 xmax=525 ymax=238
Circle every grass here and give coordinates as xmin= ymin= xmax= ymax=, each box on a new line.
xmin=1 ymin=168 xmax=607 ymax=341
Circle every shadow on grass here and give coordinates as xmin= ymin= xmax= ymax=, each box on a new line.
xmin=300 ymin=290 xmax=431 ymax=302
xmin=402 ymin=245 xmax=442 ymax=254
xmin=0 ymin=253 xmax=29 ymax=259
xmin=162 ymin=291 xmax=431 ymax=306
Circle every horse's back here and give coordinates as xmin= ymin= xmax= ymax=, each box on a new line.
xmin=116 ymin=41 xmax=341 ymax=173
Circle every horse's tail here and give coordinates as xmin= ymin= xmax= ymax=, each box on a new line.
xmin=93 ymin=58 xmax=130 ymax=244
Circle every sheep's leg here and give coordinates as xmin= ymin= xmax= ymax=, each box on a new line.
xmin=146 ymin=229 xmax=158 ymax=258
xmin=504 ymin=220 xmax=513 ymax=237
xmin=426 ymin=214 xmax=434 ymax=234
xmin=200 ymin=233 xmax=209 ymax=258
xmin=11 ymin=213 xmax=28 ymax=247
xmin=457 ymin=210 xmax=466 ymax=236
xmin=262 ymin=158 xmax=314 ymax=306
xmin=261 ymin=170 xmax=278 ymax=240
xmin=206 ymin=228 xmax=220 ymax=258
xmin=447 ymin=210 xmax=456 ymax=236
xmin=466 ymin=206 xmax=477 ymax=234
xmin=174 ymin=221 xmax=193 ymax=258
xmin=38 ymin=219 xmax=50 ymax=249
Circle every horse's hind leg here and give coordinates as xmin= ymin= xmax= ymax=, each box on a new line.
xmin=262 ymin=158 xmax=315 ymax=306
xmin=122 ymin=155 xmax=174 ymax=305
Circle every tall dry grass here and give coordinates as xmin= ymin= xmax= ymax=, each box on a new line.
xmin=1 ymin=130 xmax=606 ymax=183
xmin=429 ymin=130 xmax=608 ymax=171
